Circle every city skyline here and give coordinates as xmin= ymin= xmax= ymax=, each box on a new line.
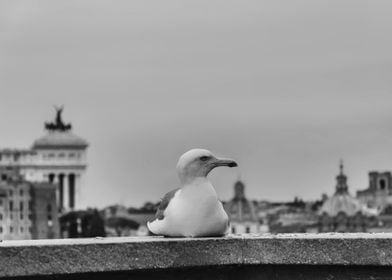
xmin=1 ymin=1 xmax=392 ymax=208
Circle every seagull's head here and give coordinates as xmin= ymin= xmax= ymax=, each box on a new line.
xmin=176 ymin=149 xmax=238 ymax=184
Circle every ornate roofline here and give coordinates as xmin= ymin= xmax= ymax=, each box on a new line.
xmin=32 ymin=144 xmax=88 ymax=150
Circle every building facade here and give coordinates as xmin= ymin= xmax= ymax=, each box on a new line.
xmin=357 ymin=171 xmax=392 ymax=211
xmin=0 ymin=167 xmax=59 ymax=240
xmin=30 ymin=182 xmax=60 ymax=239
xmin=0 ymin=107 xmax=88 ymax=213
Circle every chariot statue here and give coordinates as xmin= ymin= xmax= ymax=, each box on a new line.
xmin=45 ymin=106 xmax=72 ymax=131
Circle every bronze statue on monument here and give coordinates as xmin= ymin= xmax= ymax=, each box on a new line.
xmin=45 ymin=106 xmax=72 ymax=131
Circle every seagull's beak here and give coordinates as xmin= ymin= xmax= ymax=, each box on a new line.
xmin=211 ymin=157 xmax=238 ymax=168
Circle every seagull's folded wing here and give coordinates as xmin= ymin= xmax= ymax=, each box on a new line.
xmin=154 ymin=188 xmax=180 ymax=220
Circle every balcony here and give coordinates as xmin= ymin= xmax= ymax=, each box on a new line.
xmin=1 ymin=233 xmax=392 ymax=279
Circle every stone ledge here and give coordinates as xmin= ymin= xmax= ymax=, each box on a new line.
xmin=1 ymin=233 xmax=392 ymax=278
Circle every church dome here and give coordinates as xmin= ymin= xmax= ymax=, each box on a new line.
xmin=319 ymin=193 xmax=364 ymax=216
xmin=319 ymin=161 xmax=375 ymax=217
xmin=224 ymin=181 xmax=258 ymax=222
xmin=32 ymin=131 xmax=88 ymax=149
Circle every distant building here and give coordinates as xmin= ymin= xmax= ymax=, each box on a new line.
xmin=31 ymin=182 xmax=60 ymax=239
xmin=103 ymin=205 xmax=155 ymax=237
xmin=224 ymin=180 xmax=263 ymax=234
xmin=357 ymin=171 xmax=392 ymax=211
xmin=318 ymin=161 xmax=377 ymax=233
xmin=60 ymin=209 xmax=105 ymax=238
xmin=356 ymin=172 xmax=392 ymax=232
xmin=268 ymin=211 xmax=318 ymax=233
xmin=0 ymin=107 xmax=88 ymax=212
xmin=0 ymin=167 xmax=59 ymax=240
xmin=263 ymin=198 xmax=318 ymax=234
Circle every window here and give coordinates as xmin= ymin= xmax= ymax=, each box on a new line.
xmin=69 ymin=153 xmax=75 ymax=158
xmin=20 ymin=201 xmax=23 ymax=211
xmin=0 ymin=227 xmax=2 ymax=233
xmin=380 ymin=179 xmax=386 ymax=190
xmin=10 ymin=226 xmax=13 ymax=233
xmin=48 ymin=153 xmax=55 ymax=158
xmin=1 ymin=174 xmax=7 ymax=181
xmin=20 ymin=227 xmax=23 ymax=233
xmin=384 ymin=206 xmax=392 ymax=215
xmin=58 ymin=153 xmax=65 ymax=158
xmin=9 ymin=201 xmax=13 ymax=211
xmin=47 ymin=204 xmax=52 ymax=212
xmin=0 ymin=199 xmax=2 ymax=206
xmin=29 ymin=227 xmax=32 ymax=233
xmin=231 ymin=227 xmax=236 ymax=234
xmin=20 ymin=213 xmax=24 ymax=220
xmin=0 ymin=214 xmax=2 ymax=220
xmin=245 ymin=226 xmax=251 ymax=233
xmin=20 ymin=189 xmax=23 ymax=196
xmin=9 ymin=190 xmax=13 ymax=196
xmin=28 ymin=201 xmax=32 ymax=210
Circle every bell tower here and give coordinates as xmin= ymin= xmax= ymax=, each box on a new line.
xmin=335 ymin=160 xmax=349 ymax=194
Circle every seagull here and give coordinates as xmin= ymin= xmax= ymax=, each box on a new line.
xmin=147 ymin=148 xmax=238 ymax=237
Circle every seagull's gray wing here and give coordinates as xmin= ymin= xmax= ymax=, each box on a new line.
xmin=155 ymin=188 xmax=180 ymax=220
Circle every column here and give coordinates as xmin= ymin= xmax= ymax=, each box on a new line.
xmin=78 ymin=174 xmax=83 ymax=210
xmin=52 ymin=174 xmax=60 ymax=211
xmin=74 ymin=174 xmax=81 ymax=210
xmin=63 ymin=174 xmax=69 ymax=212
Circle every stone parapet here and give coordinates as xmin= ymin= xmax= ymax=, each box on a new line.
xmin=1 ymin=233 xmax=392 ymax=279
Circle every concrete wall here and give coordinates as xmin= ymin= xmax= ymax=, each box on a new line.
xmin=1 ymin=233 xmax=392 ymax=279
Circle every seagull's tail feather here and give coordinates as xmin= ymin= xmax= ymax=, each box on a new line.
xmin=147 ymin=225 xmax=158 ymax=236
xmin=147 ymin=220 xmax=160 ymax=236
xmin=147 ymin=221 xmax=154 ymax=233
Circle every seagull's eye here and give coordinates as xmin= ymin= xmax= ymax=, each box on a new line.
xmin=200 ymin=156 xmax=210 ymax=162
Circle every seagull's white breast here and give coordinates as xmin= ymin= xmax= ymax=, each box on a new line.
xmin=158 ymin=179 xmax=228 ymax=237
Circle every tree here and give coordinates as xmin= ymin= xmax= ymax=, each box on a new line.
xmin=84 ymin=209 xmax=106 ymax=237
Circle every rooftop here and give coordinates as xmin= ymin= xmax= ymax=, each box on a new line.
xmin=32 ymin=131 xmax=88 ymax=149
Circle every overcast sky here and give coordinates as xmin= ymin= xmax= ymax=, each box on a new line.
xmin=1 ymin=0 xmax=392 ymax=208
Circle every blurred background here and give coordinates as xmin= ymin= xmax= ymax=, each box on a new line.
xmin=1 ymin=0 xmax=392 ymax=239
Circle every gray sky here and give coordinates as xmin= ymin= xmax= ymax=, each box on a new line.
xmin=1 ymin=0 xmax=392 ymax=208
